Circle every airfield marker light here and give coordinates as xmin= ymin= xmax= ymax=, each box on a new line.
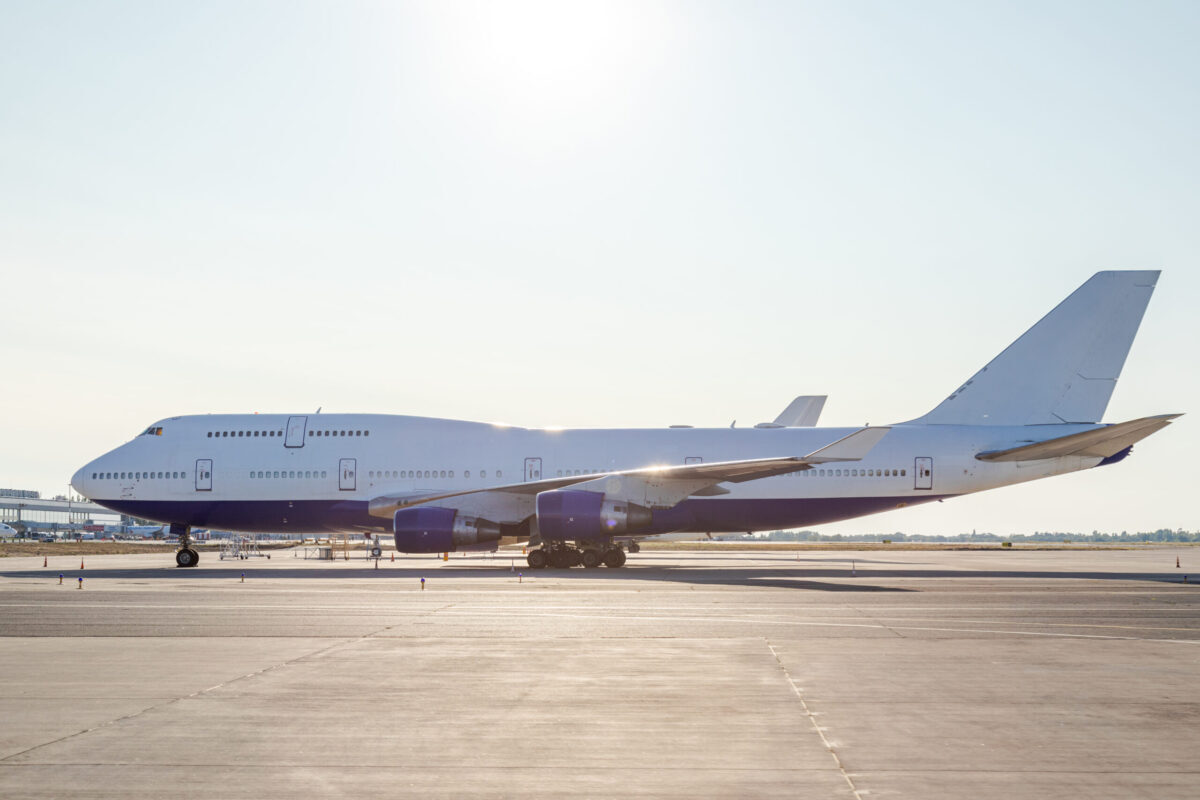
xmin=443 ymin=552 xmax=448 ymax=562
xmin=58 ymin=573 xmax=63 ymax=585
xmin=519 ymin=572 xmax=523 ymax=584
xmin=77 ymin=577 xmax=82 ymax=589
xmin=241 ymin=572 xmax=245 ymax=583
xmin=851 ymin=560 xmax=856 ymax=577
xmin=420 ymin=577 xmax=425 ymax=591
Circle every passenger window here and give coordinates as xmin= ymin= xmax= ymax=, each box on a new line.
xmin=308 ymin=430 xmax=314 ymax=436
xmin=481 ymin=470 xmax=487 ymax=479
xmin=496 ymin=470 xmax=502 ymax=478
xmin=440 ymin=470 xmax=446 ymax=478
xmin=207 ymin=432 xmax=212 ymax=438
xmin=364 ymin=431 xmax=370 ymax=436
xmin=449 ymin=470 xmax=455 ymax=478
xmin=321 ymin=471 xmax=327 ymax=478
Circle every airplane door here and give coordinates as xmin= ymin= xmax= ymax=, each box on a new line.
xmin=524 ymin=458 xmax=542 ymax=481
xmin=285 ymin=416 xmax=308 ymax=448
xmin=914 ymin=457 xmax=933 ymax=490
xmin=339 ymin=458 xmax=356 ymax=491
xmin=195 ymin=459 xmax=212 ymax=492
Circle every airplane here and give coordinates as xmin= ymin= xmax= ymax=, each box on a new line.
xmin=0 ymin=522 xmax=18 ymax=539
xmin=70 ymin=271 xmax=1179 ymax=570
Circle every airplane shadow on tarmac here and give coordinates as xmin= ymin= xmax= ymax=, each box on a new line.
xmin=1 ymin=561 xmax=1189 ymax=591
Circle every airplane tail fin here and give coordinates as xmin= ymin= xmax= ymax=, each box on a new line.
xmin=911 ymin=270 xmax=1160 ymax=426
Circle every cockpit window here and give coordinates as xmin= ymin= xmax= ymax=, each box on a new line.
xmin=141 ymin=426 xmax=164 ymax=436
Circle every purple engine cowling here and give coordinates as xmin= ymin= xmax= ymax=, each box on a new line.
xmin=535 ymin=490 xmax=652 ymax=542
xmin=393 ymin=507 xmax=501 ymax=553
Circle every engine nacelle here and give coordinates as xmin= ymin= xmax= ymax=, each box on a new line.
xmin=393 ymin=507 xmax=502 ymax=553
xmin=535 ymin=490 xmax=653 ymax=542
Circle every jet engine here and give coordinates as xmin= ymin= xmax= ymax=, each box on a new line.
xmin=393 ymin=507 xmax=502 ymax=553
xmin=535 ymin=490 xmax=652 ymax=542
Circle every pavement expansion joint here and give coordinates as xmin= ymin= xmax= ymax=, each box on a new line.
xmin=0 ymin=631 xmax=384 ymax=765
xmin=766 ymin=639 xmax=865 ymax=800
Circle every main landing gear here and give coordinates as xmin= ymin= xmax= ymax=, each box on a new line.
xmin=526 ymin=543 xmax=628 ymax=569
xmin=172 ymin=524 xmax=199 ymax=568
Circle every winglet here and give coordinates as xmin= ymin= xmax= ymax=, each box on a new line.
xmin=802 ymin=427 xmax=891 ymax=463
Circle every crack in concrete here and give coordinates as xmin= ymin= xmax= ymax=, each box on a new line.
xmin=0 ymin=606 xmax=454 ymax=764
xmin=767 ymin=639 xmax=864 ymax=800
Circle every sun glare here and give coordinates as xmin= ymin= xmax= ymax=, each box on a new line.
xmin=411 ymin=1 xmax=676 ymax=152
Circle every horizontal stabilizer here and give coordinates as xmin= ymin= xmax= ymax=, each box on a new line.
xmin=976 ymin=414 xmax=1181 ymax=462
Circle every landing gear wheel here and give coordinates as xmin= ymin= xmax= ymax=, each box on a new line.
xmin=628 ymin=541 xmax=641 ymax=553
xmin=603 ymin=548 xmax=627 ymax=568
xmin=527 ymin=549 xmax=548 ymax=569
xmin=581 ymin=549 xmax=601 ymax=568
xmin=175 ymin=548 xmax=199 ymax=568
xmin=550 ymin=548 xmax=576 ymax=569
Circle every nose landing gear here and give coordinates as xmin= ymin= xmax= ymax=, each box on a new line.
xmin=172 ymin=524 xmax=199 ymax=568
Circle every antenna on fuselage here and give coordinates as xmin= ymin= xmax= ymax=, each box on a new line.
xmin=730 ymin=420 xmax=736 ymax=429
xmin=316 ymin=407 xmax=322 ymax=414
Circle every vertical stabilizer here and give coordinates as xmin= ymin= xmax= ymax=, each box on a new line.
xmin=912 ymin=270 xmax=1159 ymax=425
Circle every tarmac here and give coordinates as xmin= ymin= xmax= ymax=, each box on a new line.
xmin=0 ymin=546 xmax=1198 ymax=799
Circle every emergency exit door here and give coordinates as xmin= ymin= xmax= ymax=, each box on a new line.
xmin=914 ymin=457 xmax=933 ymax=490
xmin=339 ymin=458 xmax=356 ymax=491
xmin=195 ymin=459 xmax=212 ymax=491
xmin=285 ymin=416 xmax=308 ymax=448
xmin=524 ymin=457 xmax=542 ymax=481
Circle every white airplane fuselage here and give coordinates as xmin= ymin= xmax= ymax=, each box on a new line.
xmin=70 ymin=413 xmax=1109 ymax=536
xmin=68 ymin=271 xmax=1177 ymax=565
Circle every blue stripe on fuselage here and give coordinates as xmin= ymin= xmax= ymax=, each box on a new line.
xmin=88 ymin=494 xmax=951 ymax=535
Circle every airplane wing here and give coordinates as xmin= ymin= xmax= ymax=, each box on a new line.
xmin=368 ymin=426 xmax=890 ymax=522
xmin=975 ymin=414 xmax=1181 ymax=462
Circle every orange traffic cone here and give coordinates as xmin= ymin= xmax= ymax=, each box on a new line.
xmin=1177 ymin=556 xmax=1181 ymax=568
xmin=391 ymin=552 xmax=394 ymax=563
xmin=43 ymin=555 xmax=47 ymax=568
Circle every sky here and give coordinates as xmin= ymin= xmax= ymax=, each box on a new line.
xmin=1 ymin=0 xmax=1197 ymax=535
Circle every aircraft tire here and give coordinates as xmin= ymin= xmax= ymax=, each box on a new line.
xmin=603 ymin=548 xmax=626 ymax=568
xmin=527 ymin=549 xmax=548 ymax=569
xmin=628 ymin=541 xmax=641 ymax=553
xmin=176 ymin=548 xmax=199 ymax=568
xmin=581 ymin=549 xmax=601 ymax=568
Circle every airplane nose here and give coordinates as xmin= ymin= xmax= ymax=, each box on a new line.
xmin=70 ymin=466 xmax=86 ymax=498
